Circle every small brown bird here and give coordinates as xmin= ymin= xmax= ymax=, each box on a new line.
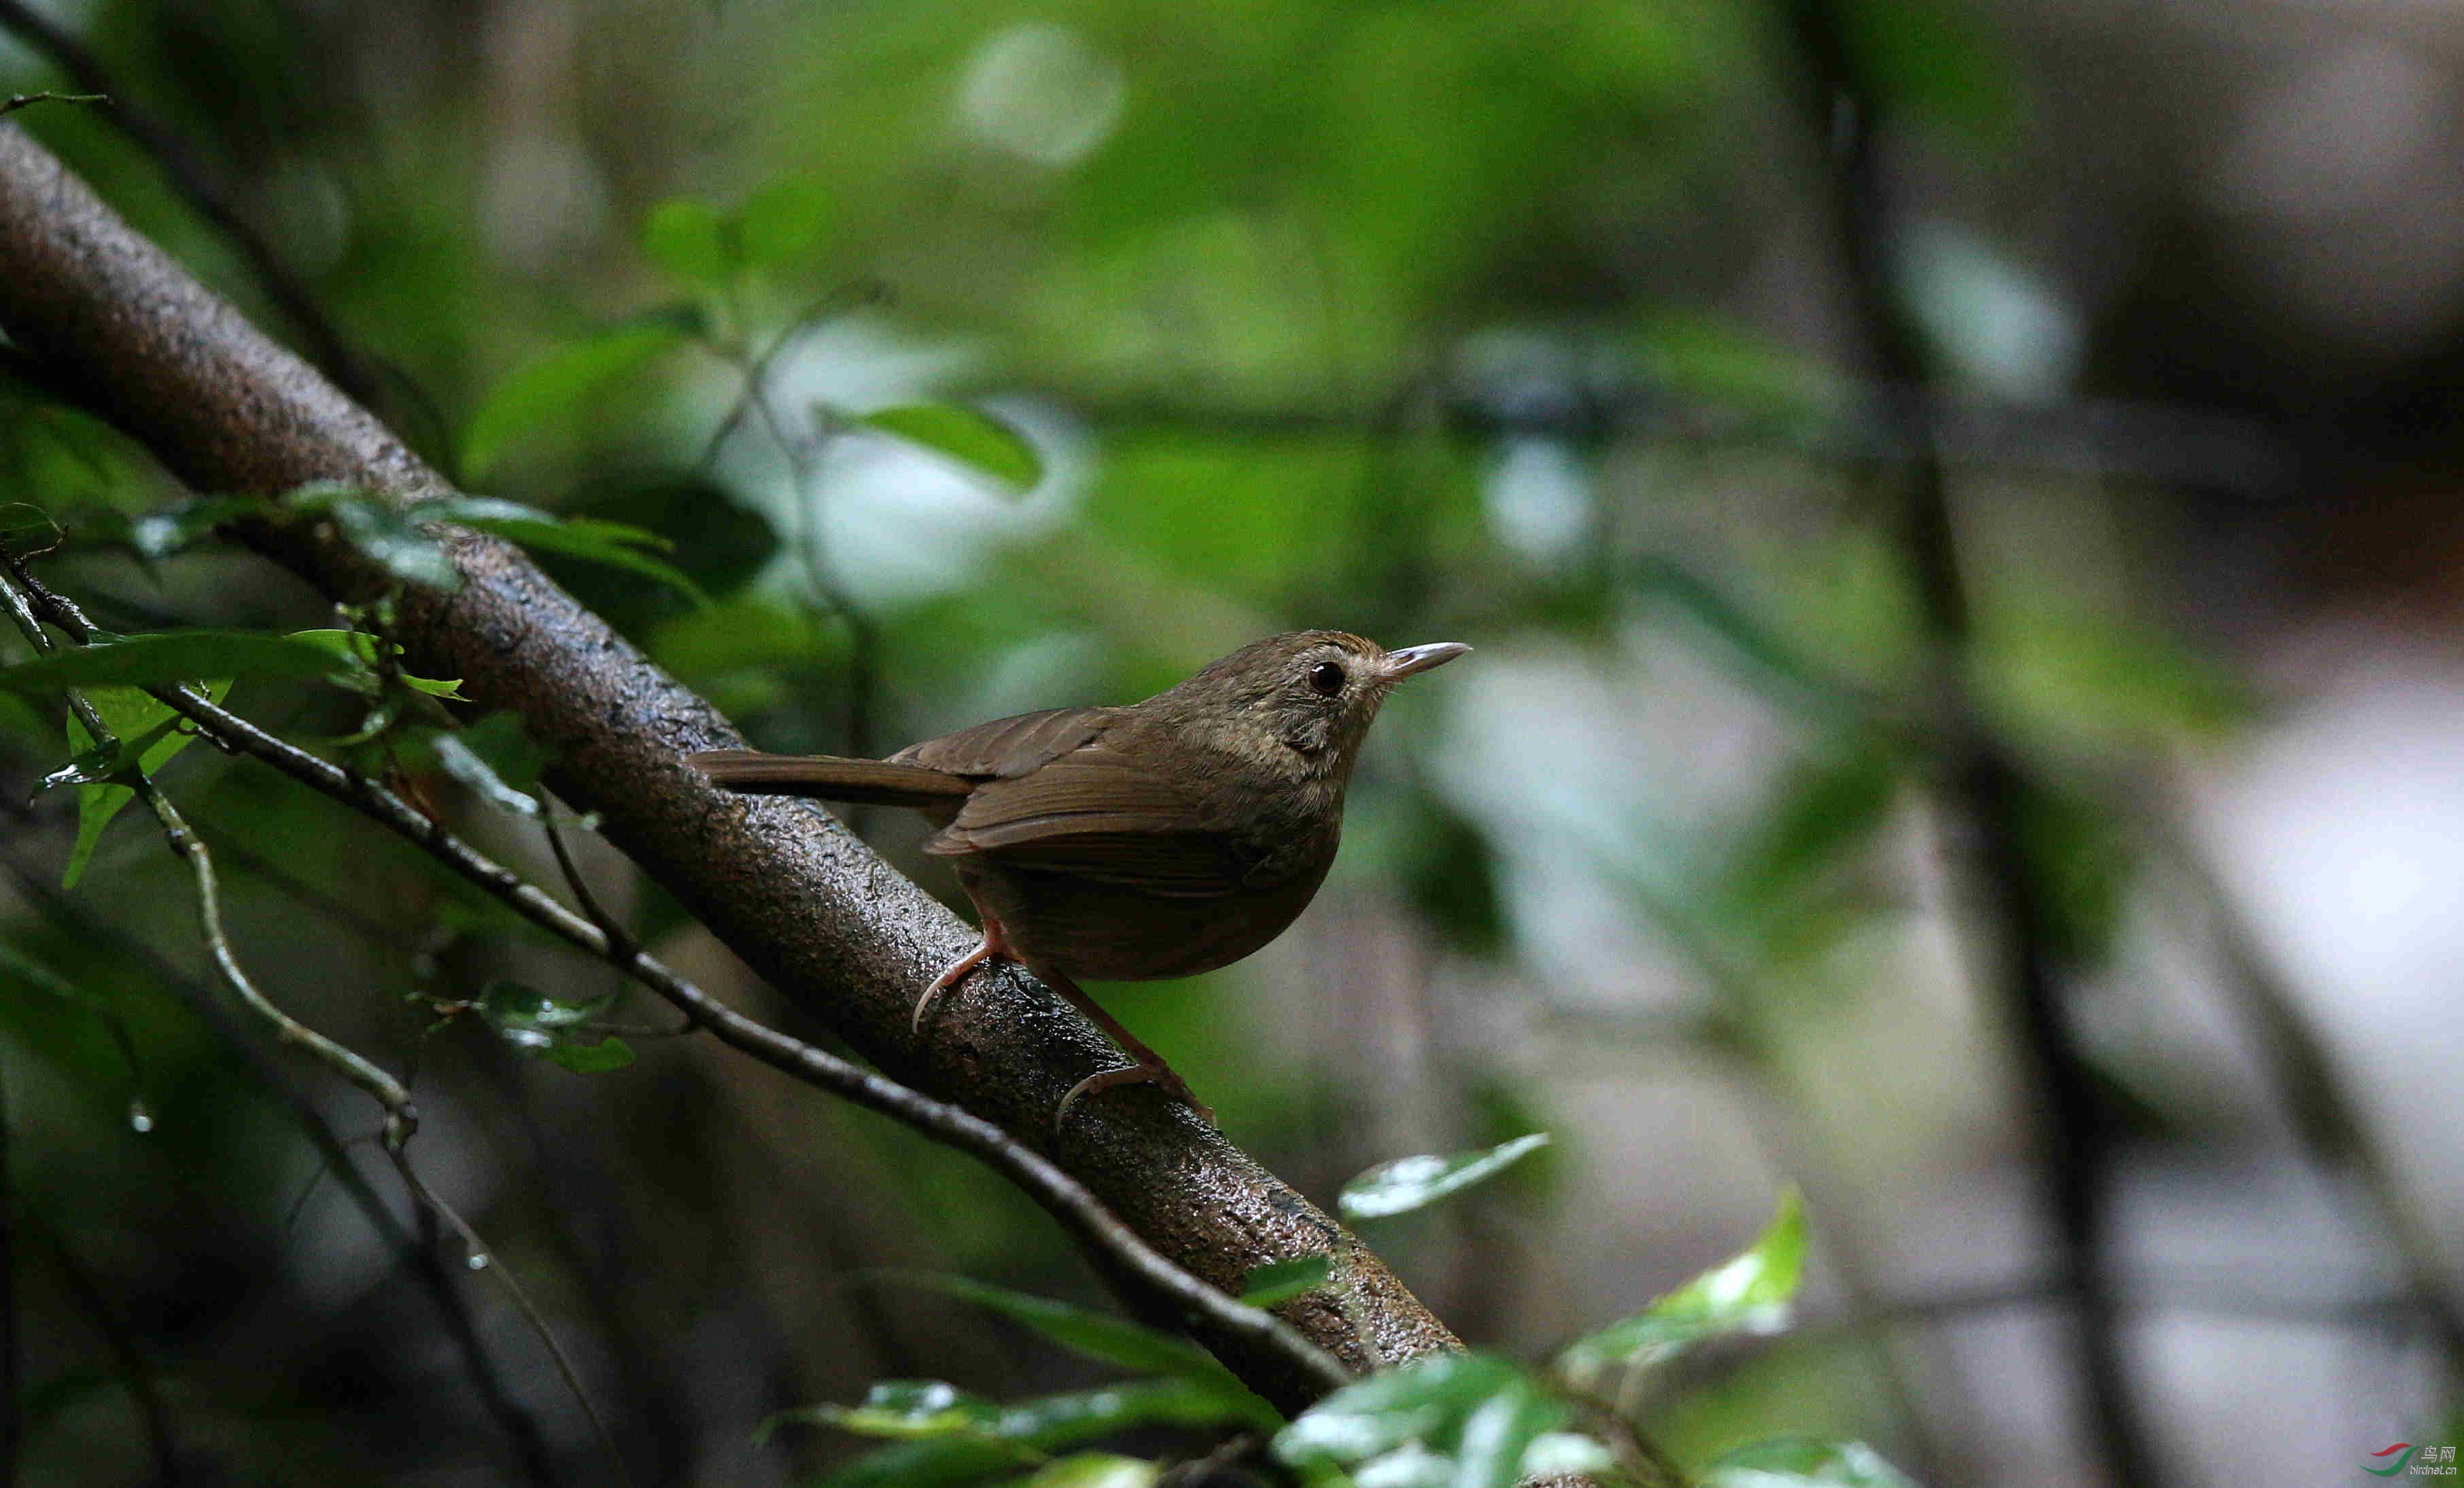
xmin=688 ymin=631 xmax=1469 ymax=1124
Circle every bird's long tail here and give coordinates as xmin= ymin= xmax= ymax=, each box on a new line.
xmin=686 ymin=749 xmax=974 ymax=808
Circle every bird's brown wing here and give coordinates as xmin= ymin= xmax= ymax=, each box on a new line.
xmin=889 ymin=707 xmax=1116 ymax=780
xmin=921 ymin=742 xmax=1256 ymax=898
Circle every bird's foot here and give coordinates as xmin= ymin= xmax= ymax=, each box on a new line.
xmin=1056 ymin=1060 xmax=1217 ymax=1130
xmin=914 ymin=941 xmax=996 ymax=1032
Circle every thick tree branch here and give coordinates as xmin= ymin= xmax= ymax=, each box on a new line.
xmin=0 ymin=123 xmax=1458 ymax=1410
xmin=3 ymin=561 xmax=1349 ymax=1394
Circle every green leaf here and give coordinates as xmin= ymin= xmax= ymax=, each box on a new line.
xmin=740 ymin=178 xmax=833 ymax=270
xmin=123 ymin=496 xmax=264 ymax=560
xmin=1555 ymin=1188 xmax=1807 ymax=1385
xmin=462 ymin=319 xmax=693 ymax=480
xmin=59 ymin=680 xmax=232 ymax=889
xmin=1338 ymin=1133 xmax=1550 ymax=1221
xmin=431 ymin=733 xmax=542 ymax=816
xmin=285 ymin=482 xmax=462 ymax=590
xmin=1275 ymin=1352 xmax=1523 ymax=1469
xmin=1007 ymin=1454 xmax=1158 ymax=1488
xmin=476 ymin=982 xmax=630 ymax=1071
xmin=1448 ymin=1374 xmax=1564 ymax=1488
xmin=0 ymin=632 xmax=342 ymax=693
xmin=543 ymin=1037 xmax=635 ymax=1073
xmin=441 ymin=505 xmax=710 ymax=605
xmin=285 ymin=628 xmax=468 ymax=699
xmin=784 ymin=1381 xmax=1009 ymax=1442
xmin=1700 ymin=1436 xmax=1918 ymax=1488
xmin=1239 ymin=1255 xmax=1332 ymax=1308
xmin=858 ymin=404 xmax=1043 ymax=492
xmin=642 ymin=196 xmax=735 ymax=286
xmin=773 ymin=1377 xmax=1261 ymax=1485
xmin=878 ymin=1275 xmax=1260 ymax=1404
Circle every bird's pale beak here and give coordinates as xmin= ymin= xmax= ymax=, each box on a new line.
xmin=1381 ymin=642 xmax=1472 ymax=679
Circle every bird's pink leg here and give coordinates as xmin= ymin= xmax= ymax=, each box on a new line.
xmin=1039 ymin=964 xmax=1215 ymax=1129
xmin=913 ymin=905 xmax=1017 ymax=1033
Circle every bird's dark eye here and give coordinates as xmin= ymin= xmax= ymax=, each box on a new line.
xmin=1306 ymin=660 xmax=1345 ymax=695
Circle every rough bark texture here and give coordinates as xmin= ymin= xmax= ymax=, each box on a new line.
xmin=0 ymin=124 xmax=1459 ymax=1411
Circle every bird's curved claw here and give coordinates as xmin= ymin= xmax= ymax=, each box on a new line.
xmin=915 ymin=941 xmax=995 ymax=1032
xmin=1055 ymin=1062 xmax=1217 ymax=1130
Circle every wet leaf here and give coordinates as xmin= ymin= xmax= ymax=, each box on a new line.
xmin=59 ymin=681 xmax=231 ymax=889
xmin=284 ymin=482 xmax=461 ymax=590
xmin=1338 ymin=1133 xmax=1550 ymax=1221
xmin=858 ymin=404 xmax=1043 ymax=492
xmin=1556 ymin=1188 xmax=1807 ymax=1384
xmin=1274 ymin=1352 xmax=1580 ymax=1487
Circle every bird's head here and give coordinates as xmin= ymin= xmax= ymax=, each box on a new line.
xmin=1158 ymin=630 xmax=1470 ymax=780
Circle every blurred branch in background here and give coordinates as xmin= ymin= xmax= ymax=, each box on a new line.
xmin=0 ymin=0 xmax=401 ymax=437
xmin=1774 ymin=1 xmax=2164 ymax=1483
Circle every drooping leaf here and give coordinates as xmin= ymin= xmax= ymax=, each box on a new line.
xmin=1699 ymin=1436 xmax=1918 ymax=1488
xmin=0 ymin=633 xmax=341 ymax=693
xmin=1338 ymin=1133 xmax=1551 ymax=1222
xmin=1448 ymin=1374 xmax=1566 ymax=1488
xmin=284 ymin=482 xmax=462 ymax=590
xmin=436 ymin=500 xmax=709 ymax=605
xmin=858 ymin=404 xmax=1043 ymax=492
xmin=461 ymin=317 xmax=694 ymax=480
xmin=59 ymin=680 xmax=232 ymax=889
xmin=642 ymin=196 xmax=735 ymax=286
xmin=1555 ymin=1188 xmax=1808 ymax=1385
xmin=879 ymin=1274 xmax=1266 ymax=1411
xmin=1239 ymin=1254 xmax=1332 ymax=1309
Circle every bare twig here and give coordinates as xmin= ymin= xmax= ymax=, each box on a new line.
xmin=0 ymin=848 xmax=558 ymax=1488
xmin=0 ymin=563 xmax=632 ymax=1487
xmin=0 ymin=90 xmax=105 ymax=119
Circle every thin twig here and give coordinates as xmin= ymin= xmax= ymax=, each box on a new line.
xmin=0 ymin=848 xmax=558 ymax=1488
xmin=0 ymin=561 xmax=633 ymax=1485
